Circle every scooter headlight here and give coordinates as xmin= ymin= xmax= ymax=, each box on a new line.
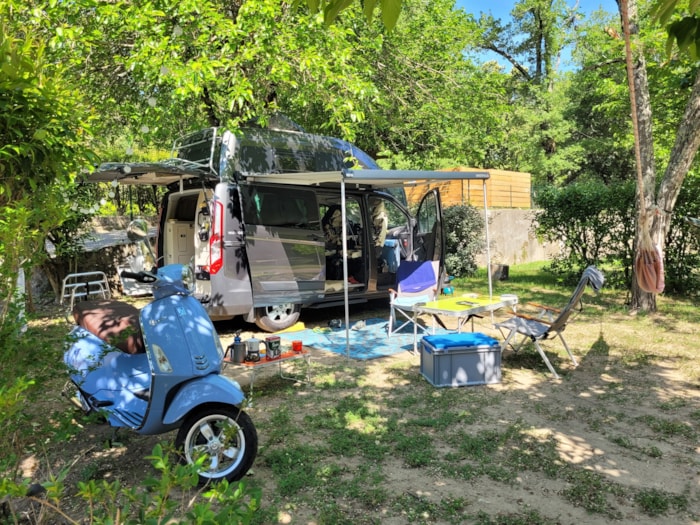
xmin=151 ymin=343 xmax=173 ymax=373
xmin=181 ymin=264 xmax=195 ymax=291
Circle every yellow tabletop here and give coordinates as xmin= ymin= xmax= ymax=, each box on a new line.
xmin=411 ymin=294 xmax=518 ymax=352
xmin=416 ymin=294 xmax=517 ymax=316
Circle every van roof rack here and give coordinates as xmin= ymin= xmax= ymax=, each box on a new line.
xmin=171 ymin=127 xmax=221 ymax=176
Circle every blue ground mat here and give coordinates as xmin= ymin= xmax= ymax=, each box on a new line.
xmin=278 ymin=318 xmax=449 ymax=360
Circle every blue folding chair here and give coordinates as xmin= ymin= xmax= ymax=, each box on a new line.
xmin=388 ymin=260 xmax=439 ymax=337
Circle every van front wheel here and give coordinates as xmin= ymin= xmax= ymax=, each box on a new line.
xmin=254 ymin=303 xmax=301 ymax=332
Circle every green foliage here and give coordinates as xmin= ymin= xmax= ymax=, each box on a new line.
xmin=635 ymin=487 xmax=689 ymax=516
xmin=297 ymin=0 xmax=403 ymax=30
xmin=664 ymin=173 xmax=700 ymax=293
xmin=443 ymin=204 xmax=485 ymax=278
xmin=534 ymin=181 xmax=636 ymax=284
xmin=1 ymin=443 xmax=260 ymax=523
xmin=353 ymin=0 xmax=514 ymax=168
xmin=652 ymin=0 xmax=700 ymax=59
xmin=535 ymin=176 xmax=700 ymax=293
xmin=0 ymin=9 xmax=94 ymax=325
xmin=33 ymin=0 xmax=383 ymax=145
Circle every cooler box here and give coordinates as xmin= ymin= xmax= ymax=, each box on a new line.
xmin=421 ymin=333 xmax=502 ymax=387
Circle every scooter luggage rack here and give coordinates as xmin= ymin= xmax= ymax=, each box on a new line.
xmin=224 ymin=349 xmax=312 ymax=406
xmin=61 ymin=271 xmax=111 ymax=311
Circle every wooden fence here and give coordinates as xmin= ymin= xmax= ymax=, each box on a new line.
xmin=405 ymin=167 xmax=531 ymax=209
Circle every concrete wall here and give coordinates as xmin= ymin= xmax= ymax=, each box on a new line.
xmin=476 ymin=209 xmax=560 ymax=267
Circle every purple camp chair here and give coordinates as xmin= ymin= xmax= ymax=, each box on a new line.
xmin=388 ymin=260 xmax=439 ymax=337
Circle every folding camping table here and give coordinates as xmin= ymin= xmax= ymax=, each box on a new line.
xmin=412 ymin=295 xmax=518 ymax=352
xmin=225 ymin=349 xmax=312 ymax=405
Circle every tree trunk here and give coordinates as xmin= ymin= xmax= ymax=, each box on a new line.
xmin=622 ymin=0 xmax=657 ymax=311
xmin=623 ymin=0 xmax=700 ymax=310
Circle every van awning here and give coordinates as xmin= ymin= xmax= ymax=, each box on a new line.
xmin=245 ymin=169 xmax=490 ymax=188
xmin=87 ymin=165 xmax=490 ymax=188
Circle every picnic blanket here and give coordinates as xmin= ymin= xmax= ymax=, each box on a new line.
xmin=278 ymin=318 xmax=449 ymax=360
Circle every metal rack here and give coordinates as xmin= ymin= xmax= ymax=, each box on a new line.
xmin=60 ymin=271 xmax=111 ymax=310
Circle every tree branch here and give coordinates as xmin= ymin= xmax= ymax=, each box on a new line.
xmin=483 ymin=44 xmax=532 ymax=80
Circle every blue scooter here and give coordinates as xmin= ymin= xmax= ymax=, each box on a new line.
xmin=63 ymin=220 xmax=257 ymax=485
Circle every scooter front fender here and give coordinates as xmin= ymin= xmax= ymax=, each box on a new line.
xmin=163 ymin=374 xmax=245 ymax=426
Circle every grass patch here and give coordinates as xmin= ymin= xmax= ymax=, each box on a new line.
xmin=637 ymin=414 xmax=696 ymax=439
xmin=392 ymin=493 xmax=468 ymax=525
xmin=635 ymin=488 xmax=689 ymax=516
xmin=263 ymin=444 xmax=328 ymax=496
xmin=561 ymin=468 xmax=622 ymax=517
xmin=393 ymin=432 xmax=434 ymax=468
xmin=4 ymin=261 xmax=700 ymax=524
xmin=472 ymin=509 xmax=560 ymax=525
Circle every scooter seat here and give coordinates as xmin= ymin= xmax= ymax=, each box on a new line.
xmin=72 ymin=300 xmax=145 ymax=355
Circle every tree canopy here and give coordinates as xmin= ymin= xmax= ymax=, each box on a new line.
xmin=2 ymin=0 xmax=700 ymax=319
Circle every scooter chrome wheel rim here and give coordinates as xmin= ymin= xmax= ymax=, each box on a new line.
xmin=183 ymin=413 xmax=245 ymax=480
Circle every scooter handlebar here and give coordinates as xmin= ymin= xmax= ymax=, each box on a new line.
xmin=120 ymin=270 xmax=158 ymax=283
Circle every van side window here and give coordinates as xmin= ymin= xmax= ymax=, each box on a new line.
xmin=241 ymin=186 xmax=319 ymax=230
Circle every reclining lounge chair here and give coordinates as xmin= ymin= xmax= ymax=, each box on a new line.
xmin=495 ymin=265 xmax=604 ymax=379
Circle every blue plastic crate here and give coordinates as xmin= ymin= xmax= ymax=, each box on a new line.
xmin=421 ymin=333 xmax=501 ymax=387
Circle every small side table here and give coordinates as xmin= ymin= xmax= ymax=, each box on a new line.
xmin=224 ymin=350 xmax=312 ymax=405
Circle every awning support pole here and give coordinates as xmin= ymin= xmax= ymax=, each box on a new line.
xmin=341 ymin=181 xmax=351 ymax=359
xmin=483 ymin=180 xmax=494 ymax=322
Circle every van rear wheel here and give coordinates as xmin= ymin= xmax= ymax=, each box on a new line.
xmin=254 ymin=303 xmax=301 ymax=332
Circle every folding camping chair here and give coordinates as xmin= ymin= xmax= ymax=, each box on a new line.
xmin=495 ymin=265 xmax=604 ymax=379
xmin=388 ymin=260 xmax=439 ymax=337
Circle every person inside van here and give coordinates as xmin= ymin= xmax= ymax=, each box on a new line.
xmin=321 ymin=202 xmax=364 ymax=284
xmin=370 ymin=198 xmax=389 ymax=273
xmin=322 ymin=205 xmax=343 ymax=250
xmin=370 ymin=198 xmax=388 ymax=248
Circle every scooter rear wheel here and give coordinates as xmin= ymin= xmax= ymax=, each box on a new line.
xmin=175 ymin=405 xmax=257 ymax=485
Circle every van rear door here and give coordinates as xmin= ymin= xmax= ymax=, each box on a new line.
xmin=240 ymin=184 xmax=325 ymax=305
xmin=86 ymin=162 xmax=209 ymax=186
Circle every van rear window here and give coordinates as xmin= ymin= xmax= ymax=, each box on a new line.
xmin=172 ymin=193 xmax=200 ymax=221
xmin=241 ymin=186 xmax=320 ymax=230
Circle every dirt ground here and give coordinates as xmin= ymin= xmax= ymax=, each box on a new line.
xmin=10 ymin=300 xmax=700 ymax=524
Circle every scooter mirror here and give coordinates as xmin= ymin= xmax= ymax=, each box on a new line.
xmin=127 ymin=219 xmax=150 ymax=242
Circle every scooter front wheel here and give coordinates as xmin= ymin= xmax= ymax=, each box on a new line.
xmin=175 ymin=405 xmax=258 ymax=485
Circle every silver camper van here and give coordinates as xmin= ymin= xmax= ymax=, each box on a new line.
xmin=91 ymin=126 xmax=448 ymax=331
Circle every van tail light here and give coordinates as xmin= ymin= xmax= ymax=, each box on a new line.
xmin=208 ymin=200 xmax=224 ymax=275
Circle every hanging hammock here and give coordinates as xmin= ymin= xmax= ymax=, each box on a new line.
xmin=621 ymin=0 xmax=665 ymax=294
xmin=635 ymin=227 xmax=665 ymax=294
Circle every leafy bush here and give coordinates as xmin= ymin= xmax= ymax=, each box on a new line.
xmin=664 ymin=175 xmax=700 ymax=294
xmin=534 ymin=180 xmax=635 ymax=285
xmin=443 ymin=204 xmax=485 ymax=277
xmin=534 ymin=178 xmax=700 ymax=293
xmin=1 ymin=443 xmax=261 ymax=524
